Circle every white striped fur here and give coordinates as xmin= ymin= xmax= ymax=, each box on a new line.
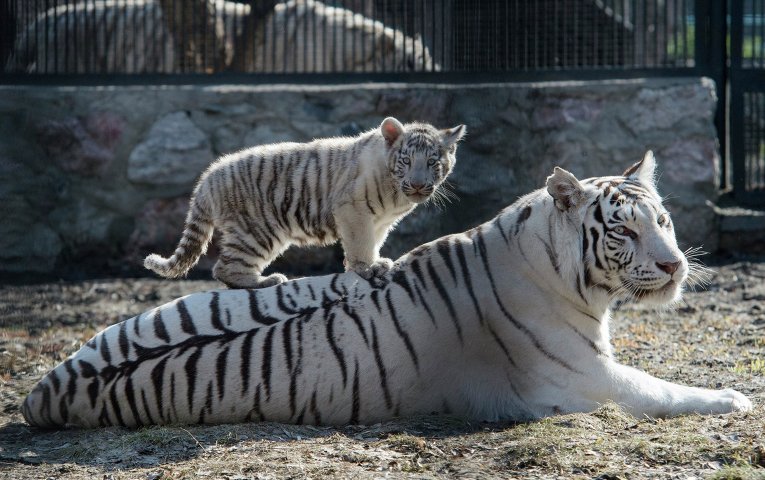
xmin=22 ymin=153 xmax=751 ymax=428
xmin=143 ymin=117 xmax=466 ymax=288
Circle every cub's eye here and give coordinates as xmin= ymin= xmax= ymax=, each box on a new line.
xmin=657 ymin=213 xmax=670 ymax=226
xmin=427 ymin=158 xmax=438 ymax=167
xmin=401 ymin=157 xmax=411 ymax=166
xmin=612 ymin=225 xmax=637 ymax=239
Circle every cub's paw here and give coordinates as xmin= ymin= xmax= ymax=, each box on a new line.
xmin=256 ymin=273 xmax=289 ymax=289
xmin=216 ymin=271 xmax=288 ymax=289
xmin=349 ymin=258 xmax=394 ymax=280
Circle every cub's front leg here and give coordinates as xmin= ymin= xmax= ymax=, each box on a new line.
xmin=335 ymin=204 xmax=393 ymax=279
xmin=585 ymin=359 xmax=752 ymax=418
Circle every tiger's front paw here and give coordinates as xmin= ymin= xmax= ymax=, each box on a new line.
xmin=723 ymin=389 xmax=753 ymax=413
xmin=349 ymin=258 xmax=394 ymax=280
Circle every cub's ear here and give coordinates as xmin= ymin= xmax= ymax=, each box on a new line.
xmin=546 ymin=166 xmax=586 ymax=211
xmin=381 ymin=117 xmax=405 ymax=147
xmin=441 ymin=124 xmax=466 ymax=151
xmin=622 ymin=150 xmax=657 ymax=186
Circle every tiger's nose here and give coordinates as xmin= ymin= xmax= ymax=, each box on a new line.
xmin=410 ymin=182 xmax=426 ymax=192
xmin=656 ymin=260 xmax=682 ymax=275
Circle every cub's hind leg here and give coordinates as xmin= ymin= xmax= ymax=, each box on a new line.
xmin=212 ymin=222 xmax=289 ymax=289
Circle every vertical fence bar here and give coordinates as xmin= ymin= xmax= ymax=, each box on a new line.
xmin=122 ymin=0 xmax=127 ymax=72
xmin=532 ymin=0 xmax=537 ymax=68
xmin=73 ymin=0 xmax=78 ymax=73
xmin=430 ymin=0 xmax=435 ymax=72
xmin=283 ymin=0 xmax=288 ymax=73
xmin=561 ymin=0 xmax=567 ymax=67
xmin=696 ymin=0 xmax=728 ymax=189
xmin=594 ymin=0 xmax=599 ymax=66
xmin=652 ymin=0 xmax=658 ymax=65
xmin=730 ymin=0 xmax=747 ymax=195
xmin=313 ymin=0 xmax=318 ymax=73
xmin=752 ymin=92 xmax=765 ymax=190
xmin=420 ymin=0 xmax=425 ymax=71
xmin=441 ymin=0 xmax=446 ymax=70
xmin=761 ymin=0 xmax=765 ymax=67
xmin=90 ymin=0 xmax=95 ymax=72
xmin=304 ymin=0 xmax=309 ymax=73
xmin=744 ymin=92 xmax=751 ymax=190
xmin=342 ymin=0 xmax=347 ymax=72
xmin=43 ymin=0 xmax=49 ymax=73
xmin=131 ymin=0 xmax=136 ymax=72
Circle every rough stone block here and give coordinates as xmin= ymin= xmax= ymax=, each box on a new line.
xmin=128 ymin=111 xmax=214 ymax=186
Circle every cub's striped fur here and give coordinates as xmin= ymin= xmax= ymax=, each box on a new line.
xmin=144 ymin=117 xmax=465 ymax=288
xmin=23 ymin=152 xmax=752 ymax=428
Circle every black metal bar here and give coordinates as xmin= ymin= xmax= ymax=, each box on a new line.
xmin=730 ymin=0 xmax=748 ymax=198
xmin=755 ymin=91 xmax=760 ymax=190
xmin=122 ymin=0 xmax=127 ymax=72
xmin=73 ymin=0 xmax=79 ymax=73
xmin=441 ymin=0 xmax=445 ymax=69
xmin=342 ymin=0 xmax=347 ymax=73
xmin=44 ymin=0 xmax=49 ymax=73
xmin=132 ymin=0 xmax=137 ymax=73
xmin=283 ymin=0 xmax=288 ymax=73
xmin=421 ymin=0 xmax=425 ymax=71
xmin=761 ymin=0 xmax=765 ymax=67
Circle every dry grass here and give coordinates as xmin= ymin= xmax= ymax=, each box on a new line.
xmin=1 ymin=261 xmax=764 ymax=479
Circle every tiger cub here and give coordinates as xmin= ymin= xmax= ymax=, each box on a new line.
xmin=144 ymin=117 xmax=465 ymax=288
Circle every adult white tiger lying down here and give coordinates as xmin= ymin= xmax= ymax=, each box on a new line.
xmin=22 ymin=152 xmax=752 ymax=428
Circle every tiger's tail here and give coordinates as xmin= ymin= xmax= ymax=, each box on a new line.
xmin=144 ymin=195 xmax=215 ymax=278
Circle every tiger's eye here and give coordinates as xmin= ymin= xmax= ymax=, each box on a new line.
xmin=402 ymin=157 xmax=411 ymax=166
xmin=613 ymin=225 xmax=637 ymax=238
xmin=427 ymin=158 xmax=437 ymax=167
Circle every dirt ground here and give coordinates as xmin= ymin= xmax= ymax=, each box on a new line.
xmin=0 ymin=260 xmax=764 ymax=479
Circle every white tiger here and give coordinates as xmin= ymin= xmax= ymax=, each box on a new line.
xmin=5 ymin=0 xmax=437 ymax=74
xmin=143 ymin=117 xmax=465 ymax=288
xmin=21 ymin=152 xmax=752 ymax=428
xmin=256 ymin=0 xmax=437 ymax=73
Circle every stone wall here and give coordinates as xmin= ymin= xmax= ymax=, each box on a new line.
xmin=0 ymin=78 xmax=721 ymax=275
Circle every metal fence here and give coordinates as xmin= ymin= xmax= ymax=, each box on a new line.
xmin=1 ymin=0 xmax=699 ymax=76
xmin=1 ymin=0 xmax=762 ymax=204
xmin=730 ymin=0 xmax=765 ymax=203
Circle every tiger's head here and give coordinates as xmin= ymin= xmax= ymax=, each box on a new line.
xmin=547 ymin=151 xmax=698 ymax=306
xmin=381 ymin=117 xmax=466 ymax=205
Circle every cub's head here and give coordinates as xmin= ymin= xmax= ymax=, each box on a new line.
xmin=381 ymin=117 xmax=466 ymax=204
xmin=547 ymin=151 xmax=698 ymax=306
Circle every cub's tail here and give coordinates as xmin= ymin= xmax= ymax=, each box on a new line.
xmin=144 ymin=197 xmax=214 ymax=278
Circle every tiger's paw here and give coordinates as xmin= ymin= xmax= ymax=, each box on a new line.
xmin=723 ymin=389 xmax=753 ymax=413
xmin=349 ymin=258 xmax=394 ymax=280
xmin=215 ymin=269 xmax=288 ymax=289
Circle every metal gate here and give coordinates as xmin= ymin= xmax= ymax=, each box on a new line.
xmin=730 ymin=0 xmax=765 ymax=205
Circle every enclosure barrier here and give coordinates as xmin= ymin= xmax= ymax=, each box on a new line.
xmin=0 ymin=0 xmax=762 ymax=203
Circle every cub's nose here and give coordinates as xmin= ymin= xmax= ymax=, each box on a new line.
xmin=410 ymin=182 xmax=426 ymax=192
xmin=656 ymin=260 xmax=682 ymax=275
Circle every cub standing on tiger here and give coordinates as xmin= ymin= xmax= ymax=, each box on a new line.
xmin=144 ymin=117 xmax=466 ymax=289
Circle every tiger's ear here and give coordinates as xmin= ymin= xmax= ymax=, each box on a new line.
xmin=381 ymin=117 xmax=405 ymax=147
xmin=546 ymin=167 xmax=586 ymax=211
xmin=622 ymin=150 xmax=657 ymax=186
xmin=441 ymin=124 xmax=466 ymax=151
